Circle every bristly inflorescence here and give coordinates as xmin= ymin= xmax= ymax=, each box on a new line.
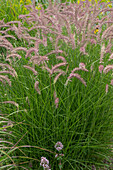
xmin=0 ymin=1 xmax=113 ymax=91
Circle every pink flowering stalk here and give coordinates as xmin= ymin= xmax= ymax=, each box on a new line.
xmin=105 ymin=84 xmax=109 ymax=94
xmin=23 ymin=65 xmax=38 ymax=75
xmin=103 ymin=65 xmax=113 ymax=74
xmin=34 ymin=81 xmax=41 ymax=94
xmin=53 ymin=91 xmax=59 ymax=108
xmin=55 ymin=142 xmax=64 ymax=170
xmin=98 ymin=65 xmax=104 ymax=73
xmin=108 ymin=53 xmax=113 ymax=61
xmin=100 ymin=43 xmax=105 ymax=63
xmin=65 ymin=73 xmax=87 ymax=87
xmin=42 ymin=62 xmax=67 ymax=90
xmin=55 ymin=97 xmax=59 ymax=108
xmin=54 ymin=72 xmax=65 ymax=84
xmin=65 ymin=63 xmax=88 ymax=86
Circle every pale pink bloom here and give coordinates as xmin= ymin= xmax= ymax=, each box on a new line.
xmin=40 ymin=157 xmax=51 ymax=170
xmin=55 ymin=141 xmax=63 ymax=151
xmin=6 ymin=53 xmax=21 ymax=59
xmin=106 ymin=84 xmax=108 ymax=93
xmin=12 ymin=47 xmax=27 ymax=53
xmin=55 ymin=98 xmax=59 ymax=104
xmin=43 ymin=164 xmax=50 ymax=169
xmin=26 ymin=48 xmax=38 ymax=58
xmin=0 ymin=75 xmax=11 ymax=86
xmin=110 ymin=79 xmax=113 ymax=86
xmin=23 ymin=65 xmax=38 ymax=75
xmin=34 ymin=81 xmax=41 ymax=94
xmin=100 ymin=43 xmax=105 ymax=63
xmin=103 ymin=65 xmax=113 ymax=74
xmin=46 ymin=50 xmax=64 ymax=56
xmin=54 ymin=91 xmax=59 ymax=108
xmin=65 ymin=73 xmax=87 ymax=86
xmin=55 ymin=147 xmax=62 ymax=151
xmin=99 ymin=65 xmax=104 ymax=73
xmin=56 ymin=56 xmax=66 ymax=63
xmin=108 ymin=53 xmax=113 ymax=61
xmin=52 ymin=63 xmax=67 ymax=73
xmin=55 ymin=154 xmax=58 ymax=158
xmin=79 ymin=63 xmax=86 ymax=69
xmin=72 ymin=66 xmax=88 ymax=73
xmin=40 ymin=157 xmax=49 ymax=165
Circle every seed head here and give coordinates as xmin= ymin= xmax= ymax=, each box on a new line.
xmin=105 ymin=84 xmax=108 ymax=94
xmin=98 ymin=65 xmax=104 ymax=73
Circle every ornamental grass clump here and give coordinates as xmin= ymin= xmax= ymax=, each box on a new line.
xmin=0 ymin=0 xmax=113 ymax=169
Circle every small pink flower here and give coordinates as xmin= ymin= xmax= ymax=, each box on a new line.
xmin=99 ymin=65 xmax=104 ymax=73
xmin=40 ymin=157 xmax=51 ymax=169
xmin=56 ymin=147 xmax=62 ymax=151
xmin=110 ymin=79 xmax=113 ymax=86
xmin=105 ymin=84 xmax=108 ymax=93
xmin=55 ymin=141 xmax=63 ymax=151
xmin=40 ymin=157 xmax=49 ymax=165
